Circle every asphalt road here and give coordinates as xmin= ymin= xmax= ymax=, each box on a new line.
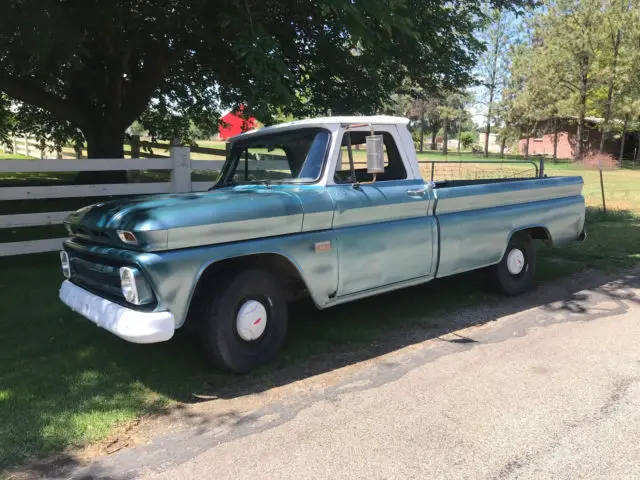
xmin=68 ymin=268 xmax=640 ymax=480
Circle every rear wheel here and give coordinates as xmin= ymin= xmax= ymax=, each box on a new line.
xmin=201 ymin=269 xmax=288 ymax=373
xmin=492 ymin=232 xmax=536 ymax=295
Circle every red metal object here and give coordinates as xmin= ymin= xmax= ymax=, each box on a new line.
xmin=218 ymin=106 xmax=257 ymax=139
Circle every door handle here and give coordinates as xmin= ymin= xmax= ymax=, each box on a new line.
xmin=407 ymin=188 xmax=426 ymax=197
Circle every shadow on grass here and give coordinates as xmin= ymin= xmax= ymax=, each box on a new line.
xmin=1 ymin=207 xmax=639 ymax=476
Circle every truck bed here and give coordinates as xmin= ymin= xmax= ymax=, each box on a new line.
xmin=433 ymin=176 xmax=585 ymax=279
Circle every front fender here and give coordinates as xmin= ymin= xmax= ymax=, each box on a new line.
xmin=137 ymin=231 xmax=339 ymax=328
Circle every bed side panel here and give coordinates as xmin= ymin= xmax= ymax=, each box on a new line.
xmin=435 ymin=177 xmax=584 ymax=278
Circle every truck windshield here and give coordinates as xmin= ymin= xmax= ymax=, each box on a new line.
xmin=215 ymin=128 xmax=330 ymax=187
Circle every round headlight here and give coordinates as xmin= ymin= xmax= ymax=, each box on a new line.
xmin=60 ymin=251 xmax=71 ymax=278
xmin=120 ymin=267 xmax=139 ymax=304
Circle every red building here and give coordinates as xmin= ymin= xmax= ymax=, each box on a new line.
xmin=218 ymin=107 xmax=257 ymax=140
xmin=518 ymin=117 xmax=639 ymax=160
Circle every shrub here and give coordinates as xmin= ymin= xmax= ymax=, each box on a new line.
xmin=459 ymin=131 xmax=476 ymax=149
xmin=581 ymin=152 xmax=618 ymax=170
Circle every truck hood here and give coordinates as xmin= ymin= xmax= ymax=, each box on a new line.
xmin=64 ymin=187 xmax=304 ymax=251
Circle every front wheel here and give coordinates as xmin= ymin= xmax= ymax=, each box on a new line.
xmin=492 ymin=232 xmax=536 ymax=295
xmin=201 ymin=269 xmax=288 ymax=373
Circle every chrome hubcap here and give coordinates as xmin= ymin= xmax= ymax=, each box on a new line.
xmin=507 ymin=248 xmax=526 ymax=275
xmin=236 ymin=300 xmax=268 ymax=341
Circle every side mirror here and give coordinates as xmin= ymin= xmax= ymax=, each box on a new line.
xmin=366 ymin=135 xmax=385 ymax=174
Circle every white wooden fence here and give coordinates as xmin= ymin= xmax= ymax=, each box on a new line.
xmin=0 ymin=145 xmax=235 ymax=256
xmin=2 ymin=135 xmax=66 ymax=159
xmin=2 ymin=134 xmax=192 ymax=159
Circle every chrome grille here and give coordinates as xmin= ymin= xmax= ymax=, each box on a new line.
xmin=70 ymin=256 xmax=123 ymax=300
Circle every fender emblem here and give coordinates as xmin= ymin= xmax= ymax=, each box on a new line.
xmin=314 ymin=241 xmax=332 ymax=253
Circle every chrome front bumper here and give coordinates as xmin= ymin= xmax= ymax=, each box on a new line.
xmin=59 ymin=280 xmax=175 ymax=344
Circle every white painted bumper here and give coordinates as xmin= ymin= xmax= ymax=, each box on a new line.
xmin=59 ymin=280 xmax=175 ymax=344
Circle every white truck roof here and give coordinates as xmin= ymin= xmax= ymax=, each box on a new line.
xmin=230 ymin=115 xmax=410 ymax=142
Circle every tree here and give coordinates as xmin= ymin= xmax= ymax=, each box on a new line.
xmin=455 ymin=92 xmax=474 ymax=153
xmin=385 ymin=89 xmax=444 ymax=152
xmin=0 ymin=0 xmax=533 ymax=170
xmin=610 ymin=3 xmax=640 ymax=162
xmin=459 ymin=131 xmax=476 ymax=149
xmin=475 ymin=8 xmax=520 ymax=157
xmin=596 ymin=0 xmax=635 ymax=153
xmin=439 ymin=91 xmax=468 ymax=155
xmin=0 ymin=95 xmax=13 ymax=148
xmin=534 ymin=0 xmax=605 ymax=160
xmin=505 ymin=30 xmax=574 ymax=160
xmin=502 ymin=42 xmax=546 ymax=160
xmin=385 ymin=90 xmax=433 ymax=152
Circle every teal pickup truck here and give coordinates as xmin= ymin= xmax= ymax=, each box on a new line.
xmin=59 ymin=116 xmax=586 ymax=372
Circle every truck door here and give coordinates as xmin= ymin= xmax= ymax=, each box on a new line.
xmin=327 ymin=126 xmax=436 ymax=297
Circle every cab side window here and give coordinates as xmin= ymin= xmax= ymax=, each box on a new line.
xmin=334 ymin=131 xmax=407 ymax=183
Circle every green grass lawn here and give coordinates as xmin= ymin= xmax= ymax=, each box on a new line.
xmin=2 ymin=150 xmax=640 ymax=470
xmin=0 ymin=152 xmax=32 ymax=160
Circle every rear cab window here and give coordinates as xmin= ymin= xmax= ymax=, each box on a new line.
xmin=334 ymin=130 xmax=407 ymax=184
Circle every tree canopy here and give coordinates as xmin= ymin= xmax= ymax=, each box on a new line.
xmin=1 ymin=0 xmax=532 ymax=158
xmin=503 ymin=0 xmax=640 ymax=160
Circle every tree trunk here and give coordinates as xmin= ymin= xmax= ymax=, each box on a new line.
xmin=618 ymin=117 xmax=628 ymax=165
xmin=636 ymin=132 xmax=640 ymax=163
xmin=130 ymin=135 xmax=141 ymax=158
xmin=430 ymin=130 xmax=437 ymax=151
xmin=524 ymin=136 xmax=530 ymax=161
xmin=442 ymin=116 xmax=449 ymax=155
xmin=600 ymin=29 xmax=621 ymax=154
xmin=484 ymin=113 xmax=492 ymax=157
xmin=575 ymin=57 xmax=589 ymax=161
xmin=500 ymin=136 xmax=506 ymax=158
xmin=457 ymin=115 xmax=462 ymax=154
xmin=484 ymin=19 xmax=502 ymax=159
xmin=76 ymin=127 xmax=128 ymax=184
xmin=553 ymin=117 xmax=559 ymax=162
xmin=419 ymin=110 xmax=425 ymax=153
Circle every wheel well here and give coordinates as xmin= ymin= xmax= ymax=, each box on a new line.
xmin=184 ymin=254 xmax=308 ymax=329
xmin=514 ymin=226 xmax=552 ymax=245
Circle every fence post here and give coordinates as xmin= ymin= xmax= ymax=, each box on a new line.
xmin=599 ymin=162 xmax=607 ymax=214
xmin=170 ymin=145 xmax=191 ymax=192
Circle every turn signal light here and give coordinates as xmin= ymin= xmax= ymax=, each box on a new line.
xmin=117 ymin=230 xmax=138 ymax=245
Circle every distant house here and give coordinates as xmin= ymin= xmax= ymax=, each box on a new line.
xmin=217 ymin=107 xmax=257 ymax=140
xmin=477 ymin=131 xmax=503 ymax=154
xmin=518 ymin=117 xmax=639 ymax=160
